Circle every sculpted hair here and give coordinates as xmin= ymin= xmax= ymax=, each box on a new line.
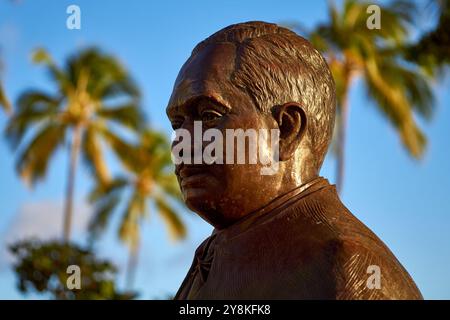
xmin=192 ymin=21 xmax=336 ymax=171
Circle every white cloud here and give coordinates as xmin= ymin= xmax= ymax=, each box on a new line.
xmin=0 ymin=200 xmax=91 ymax=269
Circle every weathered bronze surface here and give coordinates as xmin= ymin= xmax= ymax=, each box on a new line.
xmin=166 ymin=21 xmax=422 ymax=299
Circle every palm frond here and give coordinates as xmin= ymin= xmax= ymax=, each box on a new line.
xmin=155 ymin=196 xmax=186 ymax=241
xmin=119 ymin=191 xmax=146 ymax=251
xmin=97 ymin=103 xmax=145 ymax=131
xmin=32 ymin=48 xmax=73 ymax=95
xmin=65 ymin=48 xmax=140 ymax=100
xmin=89 ymin=177 xmax=128 ymax=202
xmin=16 ymin=123 xmax=66 ymax=186
xmin=0 ymin=80 xmax=11 ymax=113
xmin=364 ymin=55 xmax=428 ymax=158
xmin=81 ymin=125 xmax=111 ymax=185
xmin=5 ymin=90 xmax=61 ymax=148
xmin=99 ymin=127 xmax=140 ymax=172
xmin=88 ymin=193 xmax=121 ymax=239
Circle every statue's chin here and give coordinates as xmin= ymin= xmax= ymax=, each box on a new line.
xmin=182 ymin=190 xmax=231 ymax=228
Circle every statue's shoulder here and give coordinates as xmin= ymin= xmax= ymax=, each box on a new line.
xmin=332 ymin=237 xmax=423 ymax=300
xmin=293 ymin=185 xmax=423 ymax=299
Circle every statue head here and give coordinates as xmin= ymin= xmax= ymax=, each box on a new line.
xmin=167 ymin=21 xmax=336 ymax=229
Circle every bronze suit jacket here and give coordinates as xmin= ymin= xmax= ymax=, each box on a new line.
xmin=175 ymin=178 xmax=422 ymax=299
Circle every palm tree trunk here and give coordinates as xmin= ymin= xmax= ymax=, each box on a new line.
xmin=125 ymin=242 xmax=140 ymax=290
xmin=63 ymin=124 xmax=82 ymax=242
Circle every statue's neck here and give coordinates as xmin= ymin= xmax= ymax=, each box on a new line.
xmin=213 ymin=176 xmax=329 ymax=237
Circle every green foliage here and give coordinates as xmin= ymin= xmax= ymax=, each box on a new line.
xmin=9 ymin=239 xmax=136 ymax=300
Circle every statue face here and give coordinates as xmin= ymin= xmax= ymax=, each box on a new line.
xmin=167 ymin=43 xmax=285 ymax=229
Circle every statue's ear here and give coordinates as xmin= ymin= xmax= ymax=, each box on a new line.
xmin=275 ymin=102 xmax=307 ymax=161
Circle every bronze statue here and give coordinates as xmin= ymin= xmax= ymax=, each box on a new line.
xmin=166 ymin=21 xmax=422 ymax=299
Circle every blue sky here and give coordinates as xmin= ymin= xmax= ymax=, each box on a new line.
xmin=0 ymin=0 xmax=449 ymax=299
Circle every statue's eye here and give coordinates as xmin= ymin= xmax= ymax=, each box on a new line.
xmin=201 ymin=109 xmax=223 ymax=122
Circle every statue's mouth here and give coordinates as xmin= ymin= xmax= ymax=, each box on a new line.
xmin=176 ymin=164 xmax=210 ymax=189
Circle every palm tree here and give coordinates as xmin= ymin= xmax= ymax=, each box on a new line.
xmin=88 ymin=129 xmax=186 ymax=289
xmin=5 ymin=48 xmax=144 ymax=242
xmin=296 ymin=0 xmax=434 ymax=192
